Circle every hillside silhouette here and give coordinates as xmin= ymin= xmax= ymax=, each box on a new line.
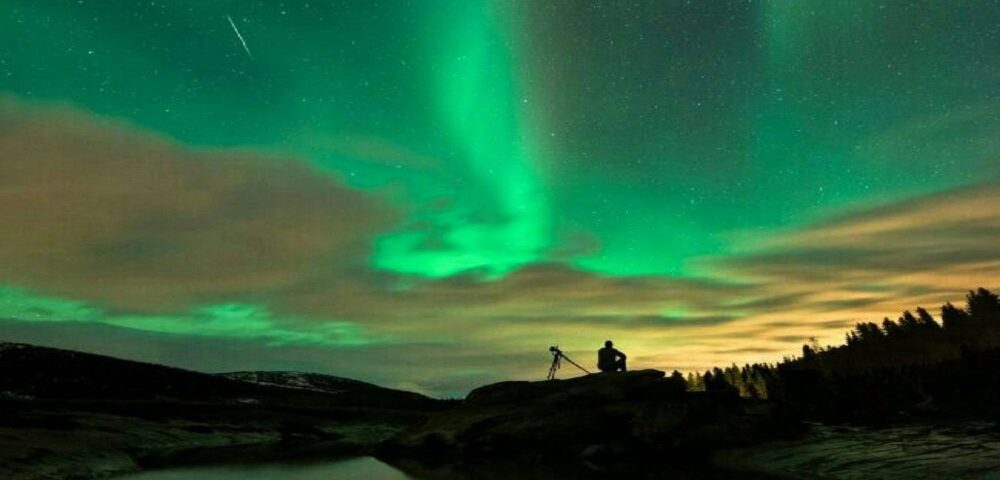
xmin=685 ymin=287 xmax=1000 ymax=422
xmin=0 ymin=342 xmax=435 ymax=410
xmin=0 ymin=343 xmax=445 ymax=479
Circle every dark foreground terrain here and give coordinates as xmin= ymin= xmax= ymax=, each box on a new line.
xmin=4 ymin=341 xmax=1000 ymax=479
xmin=381 ymin=369 xmax=801 ymax=461
xmin=0 ymin=342 xmax=440 ymax=479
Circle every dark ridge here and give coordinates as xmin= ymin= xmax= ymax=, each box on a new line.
xmin=0 ymin=342 xmax=436 ymax=410
xmin=685 ymin=287 xmax=1000 ymax=423
xmin=218 ymin=370 xmax=434 ymax=407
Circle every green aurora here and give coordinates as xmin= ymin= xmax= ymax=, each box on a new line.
xmin=1 ymin=1 xmax=997 ymax=395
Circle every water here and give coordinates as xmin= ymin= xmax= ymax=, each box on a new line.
xmin=116 ymin=456 xmax=771 ymax=480
xmin=118 ymin=457 xmax=412 ymax=480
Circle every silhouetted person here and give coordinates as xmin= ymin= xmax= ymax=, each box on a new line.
xmin=598 ymin=340 xmax=627 ymax=372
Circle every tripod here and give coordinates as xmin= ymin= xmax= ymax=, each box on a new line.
xmin=547 ymin=346 xmax=591 ymax=380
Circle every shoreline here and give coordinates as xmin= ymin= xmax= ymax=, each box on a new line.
xmin=5 ymin=404 xmax=999 ymax=480
xmin=0 ymin=401 xmax=413 ymax=480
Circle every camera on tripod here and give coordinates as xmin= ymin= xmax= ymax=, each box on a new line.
xmin=546 ymin=345 xmax=590 ymax=380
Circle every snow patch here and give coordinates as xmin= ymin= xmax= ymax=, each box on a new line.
xmin=0 ymin=391 xmax=34 ymax=401
xmin=0 ymin=343 xmax=25 ymax=352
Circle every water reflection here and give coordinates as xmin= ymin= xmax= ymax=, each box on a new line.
xmin=119 ymin=456 xmax=773 ymax=480
xmin=387 ymin=457 xmax=773 ymax=480
xmin=119 ymin=457 xmax=412 ymax=480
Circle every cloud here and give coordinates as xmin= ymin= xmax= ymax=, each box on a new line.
xmin=674 ymin=182 xmax=1000 ymax=363
xmin=0 ymin=98 xmax=394 ymax=312
xmin=0 ymin=286 xmax=376 ymax=348
xmin=714 ymin=183 xmax=1000 ymax=283
xmin=1 ymin=99 xmax=997 ymax=396
xmin=272 ymin=262 xmax=750 ymax=339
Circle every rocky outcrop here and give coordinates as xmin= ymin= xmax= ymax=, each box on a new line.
xmin=714 ymin=421 xmax=1000 ymax=480
xmin=383 ymin=370 xmax=801 ymax=463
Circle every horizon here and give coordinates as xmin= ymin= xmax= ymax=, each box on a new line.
xmin=1 ymin=287 xmax=994 ymax=398
xmin=1 ymin=1 xmax=998 ymax=397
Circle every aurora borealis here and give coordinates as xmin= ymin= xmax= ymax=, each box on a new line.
xmin=1 ymin=1 xmax=997 ymax=396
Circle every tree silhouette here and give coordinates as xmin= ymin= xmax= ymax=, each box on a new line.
xmin=685 ymin=287 xmax=1000 ymax=422
xmin=941 ymin=302 xmax=969 ymax=330
xmin=898 ymin=310 xmax=920 ymax=332
xmin=968 ymin=288 xmax=1000 ymax=323
xmin=882 ymin=317 xmax=903 ymax=337
xmin=915 ymin=307 xmax=940 ymax=331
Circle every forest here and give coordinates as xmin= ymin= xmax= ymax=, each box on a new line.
xmin=683 ymin=288 xmax=1000 ymax=422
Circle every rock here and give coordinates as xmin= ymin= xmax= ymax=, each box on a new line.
xmin=382 ymin=370 xmax=800 ymax=463
xmin=714 ymin=421 xmax=1000 ymax=480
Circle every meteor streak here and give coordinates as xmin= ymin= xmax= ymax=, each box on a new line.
xmin=226 ymin=15 xmax=252 ymax=58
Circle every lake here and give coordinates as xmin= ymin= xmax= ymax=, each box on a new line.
xmin=118 ymin=457 xmax=412 ymax=480
xmin=115 ymin=455 xmax=774 ymax=480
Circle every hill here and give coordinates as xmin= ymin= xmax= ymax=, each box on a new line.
xmin=0 ymin=342 xmax=434 ymax=410
xmin=219 ymin=371 xmax=433 ymax=408
xmin=0 ymin=342 xmax=441 ymax=480
xmin=686 ymin=287 xmax=1000 ymax=422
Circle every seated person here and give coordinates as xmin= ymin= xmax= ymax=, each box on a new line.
xmin=597 ymin=340 xmax=627 ymax=372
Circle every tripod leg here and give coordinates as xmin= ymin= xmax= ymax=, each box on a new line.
xmin=560 ymin=352 xmax=592 ymax=375
xmin=547 ymin=353 xmax=561 ymax=380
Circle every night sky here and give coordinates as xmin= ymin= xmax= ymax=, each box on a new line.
xmin=1 ymin=1 xmax=998 ymax=396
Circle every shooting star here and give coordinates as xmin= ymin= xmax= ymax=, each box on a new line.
xmin=226 ymin=15 xmax=253 ymax=58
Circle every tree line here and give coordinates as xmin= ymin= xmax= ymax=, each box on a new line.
xmin=678 ymin=288 xmax=1000 ymax=421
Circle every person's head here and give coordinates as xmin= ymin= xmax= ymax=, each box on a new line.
xmin=605 ymin=340 xmax=613 ymax=348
